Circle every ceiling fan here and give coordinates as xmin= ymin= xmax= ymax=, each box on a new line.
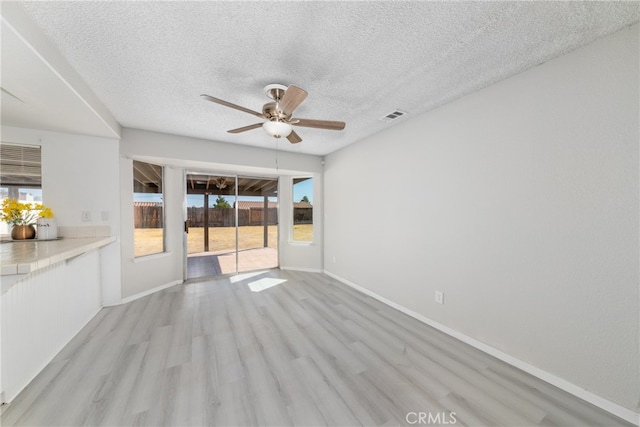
xmin=201 ymin=84 xmax=345 ymax=144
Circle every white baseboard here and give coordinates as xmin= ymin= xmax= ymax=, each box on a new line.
xmin=280 ymin=266 xmax=323 ymax=273
xmin=323 ymin=270 xmax=639 ymax=425
xmin=112 ymin=280 xmax=183 ymax=306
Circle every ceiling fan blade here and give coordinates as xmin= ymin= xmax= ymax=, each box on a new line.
xmin=279 ymin=85 xmax=308 ymax=116
xmin=287 ymin=130 xmax=302 ymax=144
xmin=292 ymin=118 xmax=346 ymax=131
xmin=228 ymin=123 xmax=264 ymax=133
xmin=201 ymin=94 xmax=264 ymax=118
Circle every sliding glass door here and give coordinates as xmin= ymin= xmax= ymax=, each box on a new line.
xmin=186 ymin=174 xmax=237 ymax=278
xmin=185 ymin=173 xmax=278 ymax=280
xmin=237 ymin=176 xmax=278 ymax=273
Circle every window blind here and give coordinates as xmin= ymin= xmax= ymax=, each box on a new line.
xmin=0 ymin=143 xmax=42 ymax=187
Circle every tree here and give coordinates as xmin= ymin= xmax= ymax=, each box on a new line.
xmin=300 ymin=195 xmax=310 ymax=203
xmin=214 ymin=195 xmax=231 ymax=208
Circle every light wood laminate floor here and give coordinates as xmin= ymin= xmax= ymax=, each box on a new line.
xmin=1 ymin=270 xmax=633 ymax=426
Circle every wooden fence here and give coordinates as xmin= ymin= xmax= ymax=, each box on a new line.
xmin=134 ymin=205 xmax=311 ymax=228
xmin=293 ymin=207 xmax=312 ymax=224
xmin=187 ymin=207 xmax=277 ymax=227
xmin=134 ymin=205 xmax=163 ymax=229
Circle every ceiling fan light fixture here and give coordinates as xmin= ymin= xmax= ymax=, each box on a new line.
xmin=263 ymin=120 xmax=292 ymax=138
xmin=215 ymin=178 xmax=227 ymax=189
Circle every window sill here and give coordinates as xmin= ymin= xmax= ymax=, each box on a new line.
xmin=133 ymin=251 xmax=172 ymax=263
xmin=288 ymin=241 xmax=315 ymax=247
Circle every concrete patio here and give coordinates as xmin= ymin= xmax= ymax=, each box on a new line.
xmin=187 ymin=247 xmax=278 ymax=279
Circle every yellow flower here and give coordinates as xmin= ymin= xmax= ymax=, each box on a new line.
xmin=39 ymin=207 xmax=54 ymax=219
xmin=0 ymin=198 xmax=54 ymax=226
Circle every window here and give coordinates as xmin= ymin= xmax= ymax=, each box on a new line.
xmin=133 ymin=160 xmax=164 ymax=257
xmin=0 ymin=143 xmax=42 ymax=235
xmin=292 ymin=177 xmax=313 ymax=242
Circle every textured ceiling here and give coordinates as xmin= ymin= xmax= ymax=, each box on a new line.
xmin=13 ymin=1 xmax=640 ymax=156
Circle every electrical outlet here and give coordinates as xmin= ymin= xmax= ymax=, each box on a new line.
xmin=81 ymin=211 xmax=91 ymax=222
xmin=435 ymin=290 xmax=444 ymax=305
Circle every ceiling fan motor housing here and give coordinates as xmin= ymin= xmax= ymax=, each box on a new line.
xmin=262 ymin=102 xmax=291 ymax=122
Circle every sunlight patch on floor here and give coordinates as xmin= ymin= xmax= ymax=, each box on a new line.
xmin=247 ymin=277 xmax=287 ymax=292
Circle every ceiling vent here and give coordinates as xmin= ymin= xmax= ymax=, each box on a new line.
xmin=380 ymin=109 xmax=407 ymax=123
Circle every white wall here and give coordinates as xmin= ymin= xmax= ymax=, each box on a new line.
xmin=324 ymin=24 xmax=639 ymax=414
xmin=119 ymin=128 xmax=324 ymax=299
xmin=1 ymin=126 xmax=122 ymax=305
xmin=119 ymin=157 xmax=184 ymax=299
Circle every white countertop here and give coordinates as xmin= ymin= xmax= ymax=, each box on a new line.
xmin=1 ymin=236 xmax=116 ymax=276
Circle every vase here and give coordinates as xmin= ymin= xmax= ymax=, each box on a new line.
xmin=11 ymin=224 xmax=36 ymax=240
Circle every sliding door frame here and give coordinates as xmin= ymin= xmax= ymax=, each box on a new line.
xmin=183 ymin=169 xmax=280 ymax=281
